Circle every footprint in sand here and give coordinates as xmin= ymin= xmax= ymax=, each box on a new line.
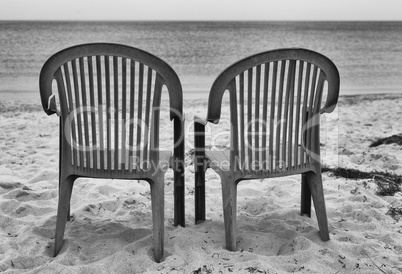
xmin=277 ymin=236 xmax=312 ymax=255
xmin=0 ymin=181 xmax=22 ymax=190
xmin=3 ymin=187 xmax=57 ymax=201
xmin=25 ymin=169 xmax=58 ymax=184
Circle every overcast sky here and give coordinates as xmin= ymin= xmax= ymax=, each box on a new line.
xmin=1 ymin=0 xmax=401 ymax=21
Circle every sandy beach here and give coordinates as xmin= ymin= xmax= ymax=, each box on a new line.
xmin=1 ymin=92 xmax=402 ymax=273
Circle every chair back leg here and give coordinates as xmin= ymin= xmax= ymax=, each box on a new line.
xmin=194 ymin=121 xmax=207 ymax=223
xmin=195 ymin=155 xmax=206 ymax=223
xmin=300 ymin=173 xmax=312 ymax=217
xmin=173 ymin=119 xmax=185 ymax=226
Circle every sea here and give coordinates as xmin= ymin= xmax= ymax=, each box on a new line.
xmin=1 ymin=21 xmax=402 ymax=98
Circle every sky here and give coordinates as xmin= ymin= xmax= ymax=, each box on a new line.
xmin=0 ymin=0 xmax=401 ymax=21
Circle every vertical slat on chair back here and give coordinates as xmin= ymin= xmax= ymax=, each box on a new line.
xmin=229 ymin=59 xmax=327 ymax=173
xmin=59 ymin=55 xmax=162 ymax=173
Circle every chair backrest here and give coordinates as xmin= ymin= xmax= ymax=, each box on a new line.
xmin=206 ymin=48 xmax=339 ymax=174
xmin=39 ymin=43 xmax=183 ymax=174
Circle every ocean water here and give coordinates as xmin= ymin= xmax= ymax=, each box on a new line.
xmin=1 ymin=21 xmax=402 ymax=96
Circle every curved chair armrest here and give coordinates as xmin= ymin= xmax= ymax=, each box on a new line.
xmin=194 ymin=116 xmax=208 ymax=126
xmin=48 ymin=94 xmax=61 ymax=116
xmin=320 ymin=94 xmax=338 ymax=114
xmin=40 ymin=68 xmax=62 ymax=116
xmin=320 ymin=67 xmax=340 ymax=114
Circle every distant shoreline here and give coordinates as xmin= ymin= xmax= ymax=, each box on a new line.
xmin=1 ymin=89 xmax=402 ymax=105
xmin=1 ymin=20 xmax=402 ymax=23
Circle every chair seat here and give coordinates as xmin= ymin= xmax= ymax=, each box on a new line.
xmin=205 ymin=149 xmax=313 ymax=179
xmin=70 ymin=150 xmax=173 ymax=177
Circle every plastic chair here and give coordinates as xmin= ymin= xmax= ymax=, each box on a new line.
xmin=194 ymin=48 xmax=340 ymax=251
xmin=39 ymin=43 xmax=185 ymax=262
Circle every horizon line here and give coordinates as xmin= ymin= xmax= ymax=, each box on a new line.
xmin=1 ymin=19 xmax=402 ymax=22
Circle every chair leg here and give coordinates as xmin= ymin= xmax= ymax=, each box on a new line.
xmin=173 ymin=152 xmax=185 ymax=227
xmin=58 ymin=180 xmax=74 ymax=221
xmin=173 ymin=119 xmax=185 ymax=227
xmin=174 ymin=184 xmax=185 ymax=227
xmin=195 ymin=155 xmax=206 ymax=223
xmin=194 ymin=119 xmax=206 ymax=224
xmin=300 ymin=173 xmax=311 ymax=217
xmin=150 ymin=175 xmax=165 ymax=263
xmin=221 ymin=177 xmax=237 ymax=251
xmin=66 ymin=176 xmax=77 ymax=221
xmin=54 ymin=175 xmax=75 ymax=257
xmin=305 ymin=171 xmax=330 ymax=241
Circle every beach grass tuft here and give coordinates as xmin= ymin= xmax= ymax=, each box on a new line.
xmin=322 ymin=166 xmax=402 ymax=196
xmin=386 ymin=205 xmax=402 ymax=221
xmin=369 ymin=134 xmax=402 ymax=147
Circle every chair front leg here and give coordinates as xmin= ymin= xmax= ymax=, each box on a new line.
xmin=150 ymin=174 xmax=165 ymax=263
xmin=54 ymin=175 xmax=76 ymax=257
xmin=221 ymin=176 xmax=237 ymax=251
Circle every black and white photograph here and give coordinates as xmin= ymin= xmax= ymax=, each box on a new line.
xmin=1 ymin=0 xmax=402 ymax=272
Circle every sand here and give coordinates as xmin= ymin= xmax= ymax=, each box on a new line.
xmin=1 ymin=93 xmax=402 ymax=273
